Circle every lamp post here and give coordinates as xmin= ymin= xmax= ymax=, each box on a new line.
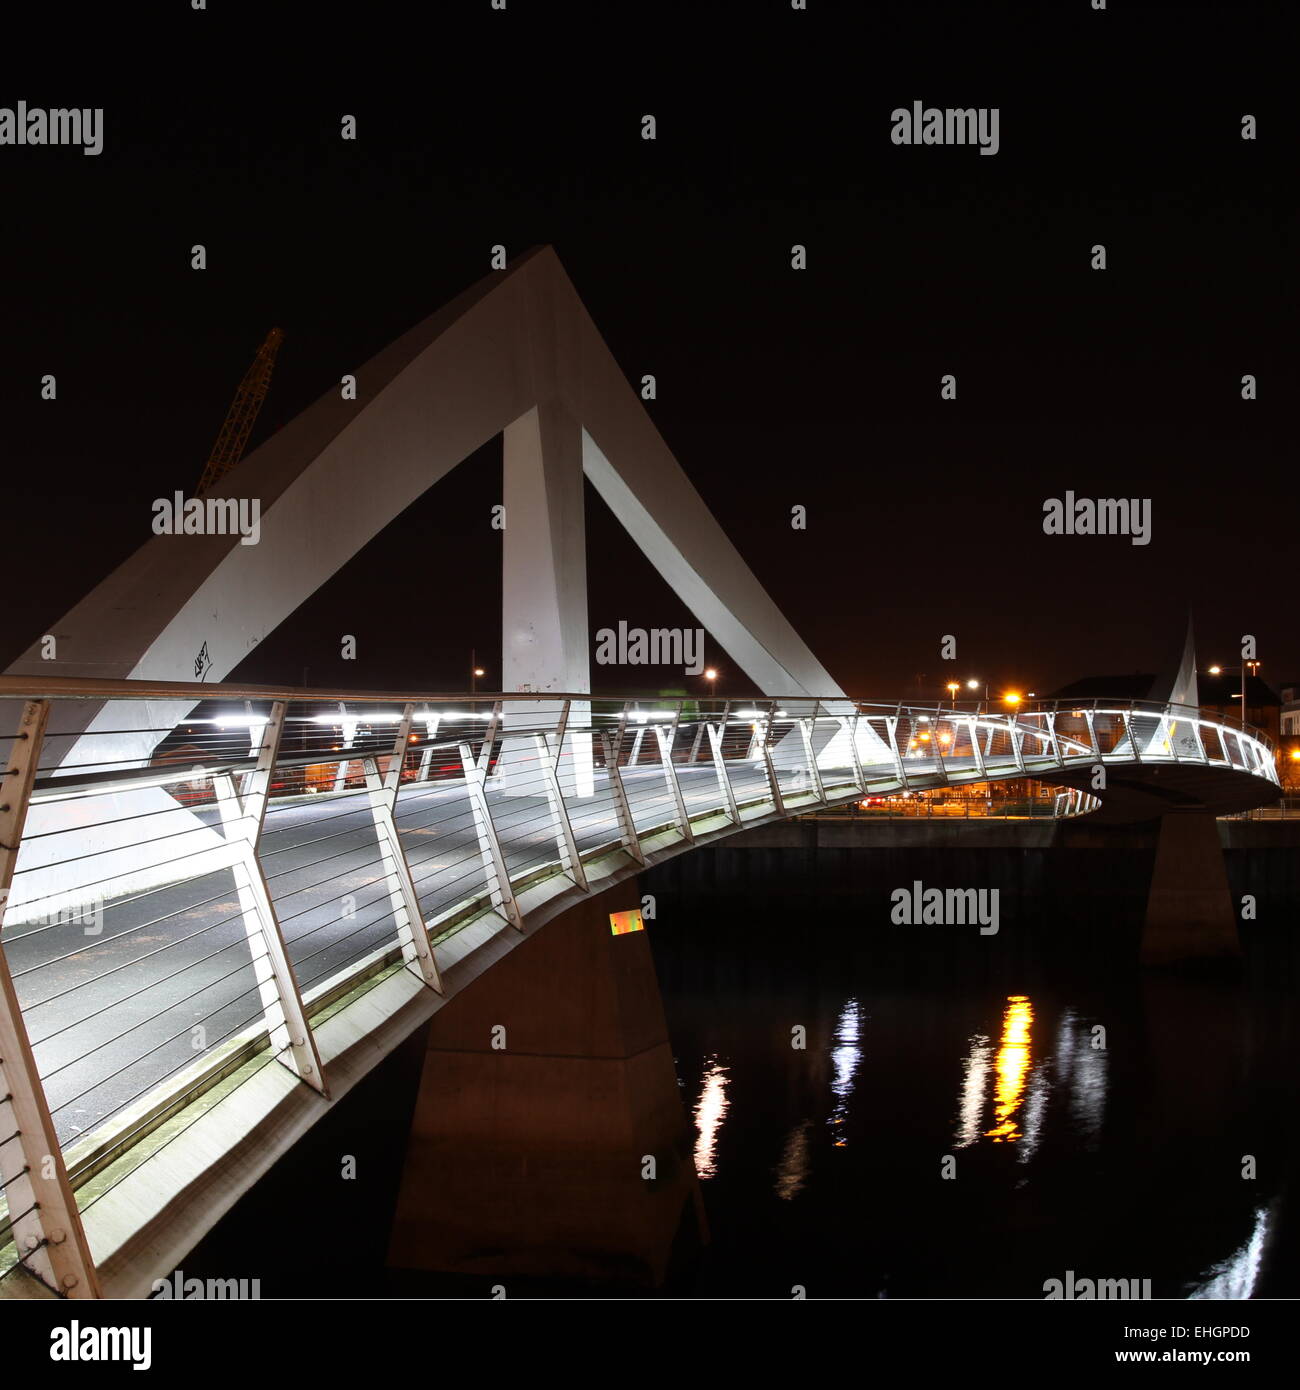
xmin=470 ymin=650 xmax=486 ymax=696
xmin=1209 ymin=662 xmax=1259 ymax=727
xmin=703 ymin=667 xmax=719 ymax=712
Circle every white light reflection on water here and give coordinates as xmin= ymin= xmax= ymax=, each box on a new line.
xmin=1189 ymin=1206 xmax=1270 ymax=1300
xmin=1016 ymin=1065 xmax=1049 ymax=1164
xmin=692 ymin=1055 xmax=731 ymax=1179
xmin=955 ymin=1034 xmax=992 ymax=1148
xmin=1054 ymin=1008 xmax=1107 ymax=1147
xmin=827 ymin=999 xmax=864 ymax=1146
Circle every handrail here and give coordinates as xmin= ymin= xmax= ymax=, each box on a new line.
xmin=0 ymin=676 xmax=1277 ymax=756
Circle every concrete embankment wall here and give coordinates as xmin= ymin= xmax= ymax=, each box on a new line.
xmin=642 ymin=818 xmax=1300 ymax=965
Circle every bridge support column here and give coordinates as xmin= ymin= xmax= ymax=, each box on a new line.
xmin=1141 ymin=809 xmax=1240 ymax=966
xmin=388 ymin=877 xmax=706 ymax=1286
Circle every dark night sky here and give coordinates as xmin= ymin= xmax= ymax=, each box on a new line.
xmin=2 ymin=1 xmax=1291 ymax=701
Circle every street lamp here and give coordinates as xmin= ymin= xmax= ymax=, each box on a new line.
xmin=1208 ymin=662 xmax=1258 ymax=725
xmin=702 ymin=666 xmax=719 ymax=711
xmin=946 ymin=681 xmax=960 ymax=708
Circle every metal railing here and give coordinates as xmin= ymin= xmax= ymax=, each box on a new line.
xmin=0 ymin=680 xmax=1279 ymax=1294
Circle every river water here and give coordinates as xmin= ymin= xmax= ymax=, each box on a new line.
xmin=653 ymin=891 xmax=1296 ymax=1298
xmin=179 ymin=843 xmax=1300 ymax=1300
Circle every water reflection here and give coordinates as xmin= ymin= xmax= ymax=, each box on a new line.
xmin=953 ymin=995 xmax=1109 ymax=1164
xmin=774 ymin=1120 xmax=813 ymax=1200
xmin=985 ymin=995 xmax=1034 ymax=1143
xmin=828 ymin=998 xmax=865 ymax=1146
xmin=1016 ymin=1063 xmax=1049 ymax=1164
xmin=692 ymin=1056 xmax=730 ymax=1179
xmin=1055 ymin=1009 xmax=1107 ymax=1147
xmin=1189 ymin=1206 xmax=1270 ymax=1300
xmin=650 ymin=887 xmax=1295 ymax=1298
xmin=955 ymin=1034 xmax=992 ymax=1148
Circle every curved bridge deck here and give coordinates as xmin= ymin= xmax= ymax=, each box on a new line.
xmin=0 ymin=679 xmax=1279 ymax=1297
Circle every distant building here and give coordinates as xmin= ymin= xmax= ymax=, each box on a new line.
xmin=1048 ymin=674 xmax=1158 ymax=704
xmin=1280 ymin=684 xmax=1300 ymax=736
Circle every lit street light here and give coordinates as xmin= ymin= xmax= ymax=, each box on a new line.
xmin=702 ymin=666 xmax=719 ymax=706
xmin=1208 ymin=661 xmax=1260 ymax=725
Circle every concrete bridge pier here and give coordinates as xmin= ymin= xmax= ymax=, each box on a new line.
xmin=1141 ymin=808 xmax=1241 ymax=967
xmin=388 ymin=877 xmax=707 ymax=1286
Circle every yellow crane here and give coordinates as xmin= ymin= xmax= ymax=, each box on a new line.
xmin=195 ymin=327 xmax=284 ymax=494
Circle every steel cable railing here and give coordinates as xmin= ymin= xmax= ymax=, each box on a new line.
xmin=0 ymin=681 xmax=1281 ymax=1283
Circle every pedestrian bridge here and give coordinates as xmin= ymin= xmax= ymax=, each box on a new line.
xmin=0 ymin=675 xmax=1278 ymax=1298
xmin=0 ymin=246 xmax=1282 ymax=1297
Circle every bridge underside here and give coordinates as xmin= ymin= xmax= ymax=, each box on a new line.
xmin=1032 ymin=762 xmax=1277 ymax=823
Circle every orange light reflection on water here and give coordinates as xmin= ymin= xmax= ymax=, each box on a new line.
xmin=984 ymin=995 xmax=1033 ymax=1142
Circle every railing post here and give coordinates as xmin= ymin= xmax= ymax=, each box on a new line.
xmin=416 ymin=705 xmax=440 ymax=781
xmin=1122 ymin=706 xmax=1143 ymax=764
xmin=759 ymin=702 xmax=787 ymax=816
xmin=1085 ymin=703 xmax=1100 ymax=760
xmin=966 ymin=714 xmax=987 ymax=781
xmin=213 ymin=702 xmax=327 ymax=1094
xmin=653 ymin=709 xmax=695 ymax=843
xmin=0 ymin=700 xmax=102 ymax=1298
xmin=846 ymin=707 xmax=867 ymax=794
xmin=478 ymin=701 xmax=501 ymax=777
xmin=798 ymin=715 xmax=827 ymax=804
xmin=1047 ymin=707 xmax=1064 ymax=767
xmin=601 ymin=708 xmax=646 ymax=865
xmin=930 ymin=703 xmax=949 ymax=784
xmin=1010 ymin=714 xmax=1026 ymax=774
xmin=706 ymin=703 xmax=741 ymax=825
xmin=458 ymin=738 xmax=523 ymax=931
xmin=886 ymin=704 xmax=910 ymax=790
xmin=533 ymin=701 xmax=588 ymax=891
xmin=363 ymin=704 xmax=442 ymax=991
